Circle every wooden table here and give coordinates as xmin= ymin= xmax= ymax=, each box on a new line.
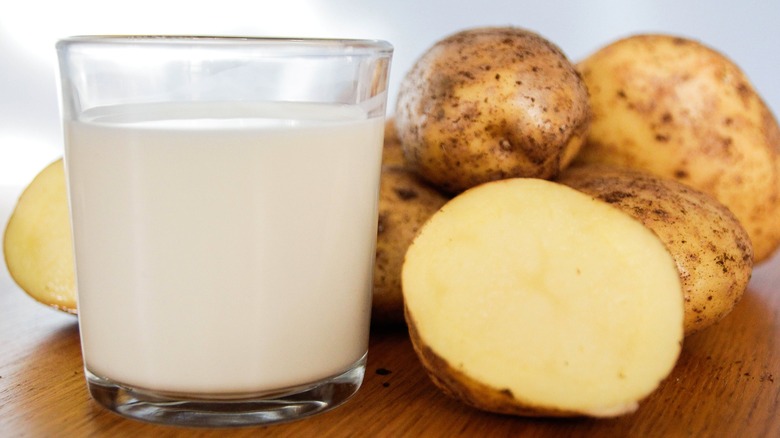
xmin=1 ymin=185 xmax=778 ymax=437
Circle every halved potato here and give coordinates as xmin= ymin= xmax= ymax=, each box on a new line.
xmin=402 ymin=178 xmax=683 ymax=417
xmin=4 ymin=158 xmax=76 ymax=314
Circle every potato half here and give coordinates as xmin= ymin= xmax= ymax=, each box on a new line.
xmin=403 ymin=178 xmax=683 ymax=417
xmin=575 ymin=33 xmax=780 ymax=263
xmin=4 ymin=158 xmax=76 ymax=314
xmin=395 ymin=26 xmax=591 ymax=194
xmin=558 ymin=164 xmax=753 ymax=335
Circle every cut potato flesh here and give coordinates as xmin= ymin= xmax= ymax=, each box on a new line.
xmin=402 ymin=178 xmax=683 ymax=417
xmin=4 ymin=158 xmax=77 ymax=314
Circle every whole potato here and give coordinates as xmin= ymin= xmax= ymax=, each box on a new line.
xmin=575 ymin=33 xmax=780 ymax=263
xmin=557 ymin=164 xmax=753 ymax=335
xmin=395 ymin=26 xmax=591 ymax=194
xmin=381 ymin=118 xmax=407 ymax=170
xmin=373 ymin=167 xmax=449 ymax=325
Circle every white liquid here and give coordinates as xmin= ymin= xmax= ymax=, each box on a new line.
xmin=65 ymin=102 xmax=384 ymax=394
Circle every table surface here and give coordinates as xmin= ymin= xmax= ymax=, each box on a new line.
xmin=1 ymin=184 xmax=778 ymax=438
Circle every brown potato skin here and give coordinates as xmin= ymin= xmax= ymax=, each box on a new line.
xmin=373 ymin=168 xmax=449 ymax=325
xmin=406 ymin=309 xmax=581 ymax=417
xmin=381 ymin=118 xmax=407 ymax=170
xmin=575 ymin=34 xmax=780 ymax=263
xmin=395 ymin=26 xmax=591 ymax=194
xmin=557 ymin=164 xmax=753 ymax=335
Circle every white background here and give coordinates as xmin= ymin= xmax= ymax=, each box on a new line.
xmin=1 ymin=0 xmax=779 ymax=189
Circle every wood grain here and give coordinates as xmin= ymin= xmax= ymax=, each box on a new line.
xmin=1 ymin=212 xmax=778 ymax=437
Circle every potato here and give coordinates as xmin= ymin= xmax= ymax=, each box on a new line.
xmin=557 ymin=164 xmax=753 ymax=335
xmin=575 ymin=33 xmax=780 ymax=263
xmin=403 ymin=178 xmax=683 ymax=417
xmin=395 ymin=26 xmax=591 ymax=194
xmin=373 ymin=167 xmax=448 ymax=325
xmin=381 ymin=118 xmax=407 ymax=170
xmin=4 ymin=158 xmax=76 ymax=314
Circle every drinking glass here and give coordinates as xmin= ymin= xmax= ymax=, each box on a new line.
xmin=56 ymin=35 xmax=392 ymax=427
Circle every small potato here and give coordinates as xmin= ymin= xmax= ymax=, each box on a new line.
xmin=557 ymin=164 xmax=753 ymax=335
xmin=403 ymin=178 xmax=683 ymax=417
xmin=575 ymin=33 xmax=780 ymax=263
xmin=395 ymin=26 xmax=591 ymax=194
xmin=373 ymin=167 xmax=449 ymax=325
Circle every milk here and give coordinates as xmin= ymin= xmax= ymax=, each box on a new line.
xmin=65 ymin=102 xmax=384 ymax=394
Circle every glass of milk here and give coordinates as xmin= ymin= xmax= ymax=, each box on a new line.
xmin=55 ymin=36 xmax=392 ymax=427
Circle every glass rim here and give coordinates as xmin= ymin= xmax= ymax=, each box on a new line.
xmin=56 ymin=35 xmax=393 ymax=54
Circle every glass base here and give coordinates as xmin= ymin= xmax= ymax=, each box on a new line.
xmin=85 ymin=354 xmax=366 ymax=428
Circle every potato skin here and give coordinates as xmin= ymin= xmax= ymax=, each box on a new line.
xmin=395 ymin=26 xmax=591 ymax=194
xmin=557 ymin=164 xmax=753 ymax=335
xmin=381 ymin=118 xmax=407 ymax=170
xmin=373 ymin=168 xmax=448 ymax=325
xmin=575 ymin=33 xmax=780 ymax=263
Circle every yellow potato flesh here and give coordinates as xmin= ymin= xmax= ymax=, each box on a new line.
xmin=403 ymin=178 xmax=683 ymax=417
xmin=4 ymin=158 xmax=76 ymax=313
